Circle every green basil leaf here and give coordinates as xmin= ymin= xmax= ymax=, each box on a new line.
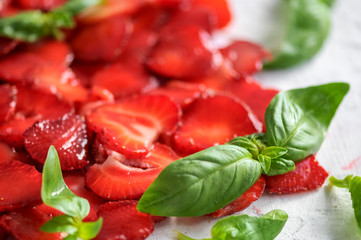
xmin=257 ymin=154 xmax=272 ymax=174
xmin=42 ymin=146 xmax=90 ymax=219
xmin=137 ymin=145 xmax=262 ymax=217
xmin=41 ymin=215 xmax=78 ymax=234
xmin=265 ymin=82 xmax=349 ymax=162
xmin=320 ymin=0 xmax=336 ymax=7
xmin=331 ymin=175 xmax=361 ymax=234
xmin=264 ymin=0 xmax=331 ymax=69
xmin=64 ymin=235 xmax=78 ymax=240
xmin=266 ymin=158 xmax=295 ymax=176
xmin=0 ymin=0 xmax=101 ymax=42
xmin=261 ymin=147 xmax=288 ymax=159
xmin=227 ymin=137 xmax=260 ymax=159
xmin=210 ymin=209 xmax=288 ymax=240
xmin=77 ymin=218 xmax=103 ymax=240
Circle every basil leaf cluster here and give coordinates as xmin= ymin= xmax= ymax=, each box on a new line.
xmin=41 ymin=146 xmax=103 ymax=240
xmin=0 ymin=0 xmax=102 ymax=42
xmin=138 ymin=83 xmax=349 ymax=219
xmin=264 ymin=0 xmax=332 ymax=69
xmin=330 ymin=175 xmax=361 ymax=235
xmin=177 ymin=209 xmax=288 ymax=240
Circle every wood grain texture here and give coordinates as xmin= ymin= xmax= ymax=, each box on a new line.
xmin=148 ymin=0 xmax=361 ymax=239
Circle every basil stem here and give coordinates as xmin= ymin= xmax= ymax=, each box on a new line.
xmin=0 ymin=0 xmax=102 ymax=42
xmin=177 ymin=209 xmax=288 ymax=240
xmin=265 ymin=82 xmax=349 ymax=162
xmin=137 ymin=145 xmax=262 ymax=217
xmin=264 ymin=0 xmax=332 ymax=69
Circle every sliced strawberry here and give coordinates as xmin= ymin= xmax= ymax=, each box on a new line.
xmin=24 ymin=113 xmax=88 ymax=170
xmin=63 ymin=172 xmax=104 ymax=221
xmin=221 ymin=41 xmax=271 ymax=77
xmin=71 ymin=62 xmax=106 ymax=88
xmin=132 ymin=5 xmax=169 ymax=32
xmin=0 ymin=207 xmax=62 ymax=240
xmin=70 ymin=16 xmax=132 ymax=62
xmin=265 ymin=155 xmax=329 ymax=194
xmin=148 ymin=80 xmax=205 ymax=109
xmin=146 ymin=25 xmax=220 ymax=79
xmin=87 ymin=95 xmax=180 ymax=158
xmin=209 ymin=176 xmax=266 ymax=217
xmin=191 ymin=0 xmax=231 ymax=28
xmin=0 ymin=117 xmax=39 ymax=147
xmin=91 ymin=62 xmax=158 ymax=99
xmin=161 ymin=6 xmax=217 ymax=34
xmin=224 ymin=77 xmax=278 ymax=129
xmin=0 ymin=37 xmax=19 ymax=56
xmin=85 ymin=155 xmax=163 ymax=200
xmin=0 ymin=142 xmax=15 ymax=164
xmin=172 ymin=94 xmax=261 ymax=156
xmin=15 ymin=0 xmax=66 ymax=10
xmin=95 ymin=200 xmax=153 ymax=240
xmin=0 ymin=0 xmax=20 ymax=17
xmin=0 ymin=160 xmax=42 ymax=211
xmin=0 ymin=84 xmax=17 ymax=123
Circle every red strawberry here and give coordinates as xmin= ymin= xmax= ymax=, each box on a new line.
xmin=15 ymin=0 xmax=66 ymax=10
xmin=95 ymin=201 xmax=153 ymax=240
xmin=172 ymin=94 xmax=262 ymax=156
xmin=132 ymin=5 xmax=169 ymax=32
xmin=0 ymin=117 xmax=38 ymax=147
xmin=0 ymin=142 xmax=15 ymax=164
xmin=0 ymin=160 xmax=42 ymax=211
xmin=71 ymin=62 xmax=106 ymax=88
xmin=24 ymin=113 xmax=88 ymax=170
xmin=209 ymin=176 xmax=266 ymax=217
xmin=265 ymin=155 xmax=329 ymax=194
xmin=221 ymin=41 xmax=271 ymax=77
xmin=87 ymin=95 xmax=180 ymax=158
xmin=0 ymin=207 xmax=62 ymax=240
xmin=223 ymin=77 xmax=279 ymax=129
xmin=0 ymin=37 xmax=19 ymax=56
xmin=0 ymin=84 xmax=17 ymax=123
xmin=148 ymin=80 xmax=205 ymax=109
xmin=146 ymin=25 xmax=220 ymax=79
xmin=191 ymin=0 xmax=231 ymax=28
xmin=63 ymin=172 xmax=104 ymax=221
xmin=70 ymin=16 xmax=132 ymax=62
xmin=91 ymin=62 xmax=158 ymax=99
xmin=86 ymin=157 xmax=160 ymax=200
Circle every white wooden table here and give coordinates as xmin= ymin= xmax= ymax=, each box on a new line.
xmin=149 ymin=0 xmax=361 ymax=239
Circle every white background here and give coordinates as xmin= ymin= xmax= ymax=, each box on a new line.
xmin=149 ymin=0 xmax=361 ymax=239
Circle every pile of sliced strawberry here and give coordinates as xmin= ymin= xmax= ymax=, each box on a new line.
xmin=0 ymin=0 xmax=330 ymax=239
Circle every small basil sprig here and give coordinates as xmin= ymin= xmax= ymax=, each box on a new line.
xmin=265 ymin=82 xmax=349 ymax=162
xmin=330 ymin=175 xmax=361 ymax=234
xmin=138 ymin=83 xmax=349 ymax=217
xmin=41 ymin=146 xmax=103 ymax=240
xmin=264 ymin=0 xmax=332 ymax=69
xmin=177 ymin=209 xmax=288 ymax=240
xmin=0 ymin=0 xmax=102 ymax=42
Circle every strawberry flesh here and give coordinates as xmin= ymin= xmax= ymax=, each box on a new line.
xmin=24 ymin=113 xmax=88 ymax=170
xmin=0 ymin=84 xmax=17 ymax=123
xmin=95 ymin=200 xmax=154 ymax=240
xmin=265 ymin=155 xmax=329 ymax=194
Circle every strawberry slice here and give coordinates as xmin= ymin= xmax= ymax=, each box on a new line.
xmin=148 ymin=80 xmax=205 ymax=109
xmin=0 ymin=117 xmax=39 ymax=147
xmin=146 ymin=25 xmax=220 ymax=79
xmin=0 ymin=84 xmax=17 ymax=123
xmin=87 ymin=95 xmax=180 ymax=158
xmin=132 ymin=5 xmax=169 ymax=32
xmin=15 ymin=0 xmax=66 ymax=10
xmin=0 ymin=142 xmax=15 ymax=164
xmin=0 ymin=160 xmax=42 ymax=211
xmin=191 ymin=0 xmax=231 ymax=28
xmin=220 ymin=41 xmax=271 ymax=77
xmin=223 ymin=77 xmax=279 ymax=129
xmin=86 ymin=156 xmax=161 ymax=200
xmin=172 ymin=94 xmax=261 ymax=156
xmin=91 ymin=62 xmax=158 ymax=99
xmin=0 ymin=37 xmax=19 ymax=56
xmin=70 ymin=16 xmax=132 ymax=62
xmin=24 ymin=113 xmax=88 ymax=170
xmin=209 ymin=176 xmax=266 ymax=217
xmin=96 ymin=200 xmax=153 ymax=240
xmin=265 ymin=155 xmax=329 ymax=194
xmin=0 ymin=207 xmax=62 ymax=240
